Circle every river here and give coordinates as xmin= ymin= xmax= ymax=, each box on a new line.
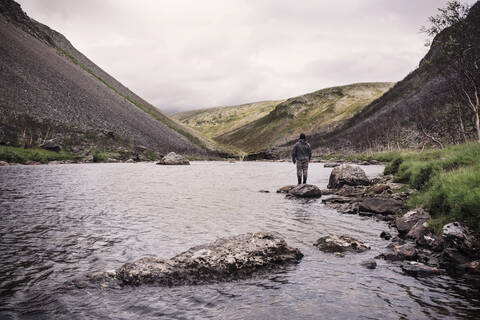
xmin=0 ymin=162 xmax=479 ymax=319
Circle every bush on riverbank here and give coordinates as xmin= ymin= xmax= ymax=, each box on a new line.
xmin=0 ymin=145 xmax=77 ymax=164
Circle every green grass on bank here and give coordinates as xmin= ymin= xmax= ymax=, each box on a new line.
xmin=0 ymin=145 xmax=77 ymax=164
xmin=362 ymin=143 xmax=480 ymax=232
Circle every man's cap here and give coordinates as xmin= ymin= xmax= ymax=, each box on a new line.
xmin=300 ymin=133 xmax=306 ymax=140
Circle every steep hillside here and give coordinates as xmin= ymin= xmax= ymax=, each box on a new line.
xmin=309 ymin=2 xmax=480 ymax=154
xmin=176 ymin=83 xmax=393 ymax=153
xmin=0 ymin=0 xmax=220 ymax=157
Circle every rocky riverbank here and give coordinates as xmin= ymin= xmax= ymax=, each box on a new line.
xmin=320 ymin=164 xmax=480 ymax=277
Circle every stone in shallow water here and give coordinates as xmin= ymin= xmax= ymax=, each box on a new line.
xmin=156 ymin=152 xmax=190 ymax=165
xmin=361 ymin=259 xmax=377 ymax=269
xmin=400 ymin=261 xmax=440 ymax=276
xmin=286 ymin=184 xmax=322 ymax=198
xmin=89 ymin=232 xmax=303 ymax=286
xmin=314 ymin=235 xmax=370 ymax=253
xmin=276 ymin=185 xmax=296 ymax=193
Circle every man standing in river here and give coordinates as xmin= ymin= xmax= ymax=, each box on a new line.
xmin=292 ymin=133 xmax=312 ymax=185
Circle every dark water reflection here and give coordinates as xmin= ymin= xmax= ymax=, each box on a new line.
xmin=0 ymin=162 xmax=479 ymax=319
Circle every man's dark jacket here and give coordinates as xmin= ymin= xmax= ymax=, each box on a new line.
xmin=292 ymin=139 xmax=312 ymax=163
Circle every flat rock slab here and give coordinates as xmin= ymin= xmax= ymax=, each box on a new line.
xmin=88 ymin=232 xmax=303 ymax=286
xmin=314 ymin=235 xmax=370 ymax=253
xmin=400 ymin=261 xmax=440 ymax=276
xmin=358 ymin=198 xmax=403 ymax=215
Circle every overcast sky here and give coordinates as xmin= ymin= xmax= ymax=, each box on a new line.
xmin=17 ymin=0 xmax=478 ymax=113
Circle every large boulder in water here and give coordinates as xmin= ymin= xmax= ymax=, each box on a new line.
xmin=286 ymin=184 xmax=322 ymax=198
xmin=89 ymin=232 xmax=303 ymax=286
xmin=327 ymin=164 xmax=370 ymax=189
xmin=156 ymin=152 xmax=190 ymax=165
xmin=314 ymin=235 xmax=370 ymax=253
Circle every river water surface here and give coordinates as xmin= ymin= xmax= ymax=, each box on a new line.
xmin=0 ymin=162 xmax=479 ymax=319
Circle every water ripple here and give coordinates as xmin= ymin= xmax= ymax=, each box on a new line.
xmin=0 ymin=162 xmax=479 ymax=319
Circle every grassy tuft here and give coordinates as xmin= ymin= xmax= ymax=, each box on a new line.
xmin=367 ymin=142 xmax=480 ymax=232
xmin=0 ymin=146 xmax=77 ymax=164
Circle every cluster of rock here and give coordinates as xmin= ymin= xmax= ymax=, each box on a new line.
xmin=321 ymin=164 xmax=409 ymax=219
xmin=156 ymin=152 xmax=190 ymax=165
xmin=88 ymin=232 xmax=303 ymax=287
xmin=321 ymin=164 xmax=480 ymax=276
xmin=377 ymin=210 xmax=480 ymax=276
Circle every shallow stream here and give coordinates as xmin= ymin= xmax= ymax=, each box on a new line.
xmin=0 ymin=162 xmax=479 ymax=319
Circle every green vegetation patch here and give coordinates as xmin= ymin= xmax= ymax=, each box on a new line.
xmin=0 ymin=146 xmax=77 ymax=164
xmin=362 ymin=143 xmax=480 ymax=232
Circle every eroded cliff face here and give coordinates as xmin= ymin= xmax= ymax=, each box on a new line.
xmin=0 ymin=0 xmax=213 ymax=156
xmin=308 ymin=2 xmax=480 ymax=153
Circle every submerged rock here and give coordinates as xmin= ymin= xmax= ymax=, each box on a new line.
xmin=361 ymin=259 xmax=377 ymax=269
xmin=380 ymin=231 xmax=392 ymax=240
xmin=156 ymin=152 xmax=190 ymax=165
xmin=400 ymin=261 xmax=440 ymax=276
xmin=89 ymin=232 xmax=303 ymax=286
xmin=276 ymin=185 xmax=296 ymax=193
xmin=314 ymin=235 xmax=370 ymax=253
xmin=327 ymin=164 xmax=370 ymax=189
xmin=286 ymin=184 xmax=322 ymax=198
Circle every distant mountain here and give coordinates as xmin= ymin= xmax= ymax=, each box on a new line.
xmin=174 ymin=83 xmax=393 ymax=153
xmin=0 ymin=0 xmax=221 ymax=157
xmin=309 ymin=1 xmax=480 ymax=153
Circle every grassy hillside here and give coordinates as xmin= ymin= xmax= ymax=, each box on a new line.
xmin=175 ymin=83 xmax=393 ymax=153
xmin=173 ymin=100 xmax=283 ymax=140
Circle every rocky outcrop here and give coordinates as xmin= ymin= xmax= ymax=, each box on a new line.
xmin=327 ymin=164 xmax=370 ymax=189
xmin=286 ymin=184 xmax=322 ymax=198
xmin=88 ymin=232 xmax=303 ymax=286
xmin=314 ymin=235 xmax=370 ymax=253
xmin=156 ymin=152 xmax=190 ymax=165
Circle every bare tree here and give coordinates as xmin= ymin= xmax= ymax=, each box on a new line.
xmin=422 ymin=1 xmax=480 ymax=142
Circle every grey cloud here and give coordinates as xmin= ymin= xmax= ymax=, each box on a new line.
xmin=17 ymin=0 xmax=478 ymax=113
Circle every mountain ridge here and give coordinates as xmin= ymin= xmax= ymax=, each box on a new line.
xmin=175 ymin=82 xmax=394 ymax=153
xmin=0 ymin=0 xmax=222 ymax=157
